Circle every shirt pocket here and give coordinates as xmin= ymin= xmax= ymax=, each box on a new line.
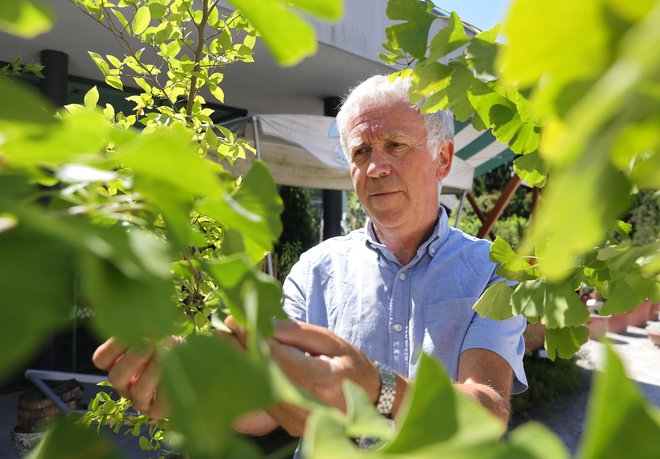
xmin=420 ymin=297 xmax=478 ymax=378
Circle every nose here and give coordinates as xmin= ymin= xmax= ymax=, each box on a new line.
xmin=366 ymin=148 xmax=391 ymax=178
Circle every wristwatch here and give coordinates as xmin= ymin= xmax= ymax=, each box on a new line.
xmin=375 ymin=361 xmax=396 ymax=418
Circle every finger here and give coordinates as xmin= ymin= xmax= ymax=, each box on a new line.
xmin=92 ymin=337 xmax=128 ymax=371
xmin=147 ymin=390 xmax=168 ymax=420
xmin=215 ymin=328 xmax=245 ymax=351
xmin=268 ymin=339 xmax=326 ymax=385
xmin=224 ymin=316 xmax=247 ymax=347
xmin=128 ymin=355 xmax=160 ymax=413
xmin=273 ymin=320 xmax=346 ymax=357
xmin=108 ymin=346 xmax=154 ymax=398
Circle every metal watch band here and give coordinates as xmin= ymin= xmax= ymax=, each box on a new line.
xmin=375 ymin=361 xmax=396 ymax=417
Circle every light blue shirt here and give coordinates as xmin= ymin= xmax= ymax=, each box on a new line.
xmin=283 ymin=208 xmax=528 ymax=394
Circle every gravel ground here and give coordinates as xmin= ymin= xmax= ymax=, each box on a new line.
xmin=511 ymin=322 xmax=660 ymax=456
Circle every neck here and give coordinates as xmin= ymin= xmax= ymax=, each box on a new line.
xmin=373 ymin=212 xmax=439 ymax=266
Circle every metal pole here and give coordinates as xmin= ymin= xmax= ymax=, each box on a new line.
xmin=252 ymin=115 xmax=262 ymax=160
xmin=252 ymin=115 xmax=275 ymax=276
xmin=454 ymin=190 xmax=467 ymax=227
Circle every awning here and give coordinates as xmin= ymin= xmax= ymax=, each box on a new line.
xmin=221 ymin=114 xmax=512 ymax=193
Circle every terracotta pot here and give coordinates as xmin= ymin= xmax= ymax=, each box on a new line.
xmin=524 ymin=322 xmax=545 ymax=352
xmin=608 ymin=313 xmax=629 ymax=334
xmin=649 ymin=302 xmax=659 ymax=321
xmin=588 ymin=314 xmax=609 ymax=340
xmin=646 ymin=329 xmax=660 ymax=347
xmin=630 ymin=301 xmax=651 ymax=327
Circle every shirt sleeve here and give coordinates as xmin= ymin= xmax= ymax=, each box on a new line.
xmin=282 ymin=254 xmax=308 ymax=322
xmin=461 ymin=313 xmax=528 ymax=394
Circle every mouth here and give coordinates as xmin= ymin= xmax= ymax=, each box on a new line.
xmin=369 ymin=190 xmax=399 ymax=197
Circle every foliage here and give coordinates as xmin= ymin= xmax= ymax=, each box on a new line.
xmin=628 ymin=190 xmax=660 ymax=245
xmin=1 ymin=0 xmax=659 ymax=458
xmin=511 ymin=354 xmax=582 ymax=420
xmin=0 ymin=56 xmax=44 ymax=78
xmin=275 ymin=185 xmax=319 ymax=280
xmin=383 ymin=0 xmax=659 ymax=358
xmin=342 ymin=190 xmax=367 ymax=233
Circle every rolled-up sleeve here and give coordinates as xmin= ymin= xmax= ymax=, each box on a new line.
xmin=461 ymin=313 xmax=528 ymax=394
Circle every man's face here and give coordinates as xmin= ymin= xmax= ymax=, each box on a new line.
xmin=346 ymin=100 xmax=453 ymax=235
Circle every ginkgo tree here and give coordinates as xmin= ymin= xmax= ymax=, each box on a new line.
xmin=0 ymin=0 xmax=658 ymax=458
xmin=383 ymin=0 xmax=659 ymax=359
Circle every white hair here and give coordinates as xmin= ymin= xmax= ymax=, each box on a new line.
xmin=336 ymin=75 xmax=454 ymax=161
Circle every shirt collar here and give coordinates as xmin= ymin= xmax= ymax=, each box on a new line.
xmin=364 ymin=207 xmax=450 ymax=263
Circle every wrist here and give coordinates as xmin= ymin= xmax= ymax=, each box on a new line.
xmin=374 ymin=361 xmax=396 ymax=418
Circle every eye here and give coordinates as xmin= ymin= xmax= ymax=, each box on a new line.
xmin=389 ymin=141 xmax=405 ymax=149
xmin=352 ymin=147 xmax=370 ymax=158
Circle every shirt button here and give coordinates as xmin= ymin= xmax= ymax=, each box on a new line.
xmin=393 ymin=323 xmax=403 ymax=332
xmin=399 ymin=272 xmax=407 ymax=280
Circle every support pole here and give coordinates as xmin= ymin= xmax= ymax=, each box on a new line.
xmin=322 ymin=96 xmax=343 ymax=240
xmin=477 ymin=175 xmax=522 ymax=239
xmin=454 ymin=190 xmax=467 ymax=227
xmin=39 ymin=50 xmax=69 ymax=107
xmin=466 ymin=192 xmax=496 ymax=240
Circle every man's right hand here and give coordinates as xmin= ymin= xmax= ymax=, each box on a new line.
xmin=92 ymin=336 xmax=181 ymax=419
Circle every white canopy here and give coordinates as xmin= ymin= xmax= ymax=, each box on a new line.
xmin=221 ymin=114 xmax=477 ymax=194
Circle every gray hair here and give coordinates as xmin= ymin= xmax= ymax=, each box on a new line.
xmin=336 ymin=75 xmax=454 ymax=161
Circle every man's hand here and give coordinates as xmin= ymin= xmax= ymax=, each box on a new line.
xmin=225 ymin=317 xmax=387 ymax=436
xmin=92 ymin=336 xmax=182 ymax=419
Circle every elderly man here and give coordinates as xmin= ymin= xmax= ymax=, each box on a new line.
xmin=93 ymin=75 xmax=527 ymax=439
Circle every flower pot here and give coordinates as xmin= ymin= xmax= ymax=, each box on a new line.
xmin=646 ymin=328 xmax=660 ymax=347
xmin=524 ymin=322 xmax=545 ymax=352
xmin=631 ymin=301 xmax=651 ymax=327
xmin=649 ymin=302 xmax=659 ymax=321
xmin=608 ymin=313 xmax=629 ymax=334
xmin=11 ymin=427 xmax=45 ymax=458
xmin=588 ymin=314 xmax=609 ymax=340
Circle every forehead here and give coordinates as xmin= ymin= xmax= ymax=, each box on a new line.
xmin=346 ymin=100 xmax=426 ymax=142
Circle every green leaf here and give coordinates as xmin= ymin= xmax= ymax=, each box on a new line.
xmin=465 ymin=25 xmax=501 ymax=82
xmin=523 ymin=161 xmax=632 ymax=281
xmin=30 ymin=417 xmax=123 ymax=459
xmin=427 ymin=11 xmax=469 ymax=62
xmin=383 ymin=353 xmax=502 ymax=454
xmin=132 ymin=5 xmax=151 ymax=35
xmin=0 ymin=227 xmax=73 ymax=381
xmin=610 ymin=117 xmax=660 ymax=171
xmin=544 ymin=326 xmax=589 ymax=360
xmin=287 ymin=0 xmax=343 ymax=20
xmin=82 ymin=229 xmax=178 ymax=346
xmin=342 ymin=380 xmax=395 ymax=440
xmin=600 ymin=274 xmax=651 ymax=315
xmin=385 ymin=0 xmax=435 ymax=59
xmin=578 ymin=346 xmax=660 ymax=459
xmin=2 ymin=111 xmax=112 ymax=167
xmin=473 ymin=281 xmax=515 ymax=321
xmin=498 ymin=0 xmax=609 ymax=88
xmin=148 ymin=2 xmax=167 ymax=19
xmin=513 ymin=151 xmax=547 ymax=188
xmin=629 ymin=150 xmax=660 ymax=189
xmin=490 ymin=236 xmax=532 ymax=273
xmin=117 ymin=126 xmax=226 ymax=248
xmin=511 ymin=279 xmax=589 ymax=329
xmin=507 ymin=422 xmax=570 ymax=459
xmin=160 ymin=335 xmax=274 ymax=458
xmin=199 ymin=161 xmax=283 ymax=263
xmin=227 ymin=0 xmax=317 ymax=67
xmin=0 ymin=78 xmax=55 ymax=125
xmin=0 ymin=0 xmax=53 ymax=38
xmin=84 ymin=86 xmax=99 ymax=109
xmin=205 ymin=255 xmax=286 ymax=338
xmin=303 ymin=408 xmax=362 ymax=459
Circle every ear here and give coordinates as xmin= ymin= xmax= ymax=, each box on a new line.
xmin=435 ymin=140 xmax=454 ymax=180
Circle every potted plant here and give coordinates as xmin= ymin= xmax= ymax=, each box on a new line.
xmin=645 ymin=322 xmax=660 ymax=347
